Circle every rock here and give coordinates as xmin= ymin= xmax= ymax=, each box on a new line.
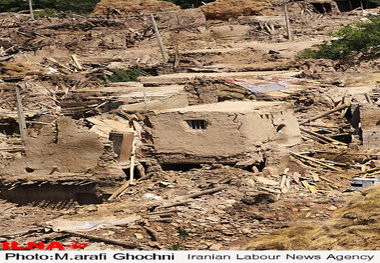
xmin=209 ymin=243 xmax=223 ymax=250
xmin=134 ymin=233 xmax=144 ymax=239
xmin=327 ymin=205 xmax=338 ymax=211
xmin=262 ymin=167 xmax=278 ymax=176
xmin=256 ymin=176 xmax=279 ymax=186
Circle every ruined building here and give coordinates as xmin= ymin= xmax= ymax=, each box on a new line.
xmin=144 ymin=101 xmax=301 ymax=169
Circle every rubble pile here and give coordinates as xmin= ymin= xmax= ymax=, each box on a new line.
xmin=92 ymin=0 xmax=180 ymax=15
xmin=246 ymin=185 xmax=380 ymax=250
xmin=201 ymin=0 xmax=274 ymax=20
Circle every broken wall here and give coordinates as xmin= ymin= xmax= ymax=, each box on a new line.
xmin=92 ymin=0 xmax=180 ymax=15
xmin=147 ymin=101 xmax=300 ymax=165
xmin=359 ymin=104 xmax=380 ymax=146
xmin=6 ymin=117 xmax=104 ymax=175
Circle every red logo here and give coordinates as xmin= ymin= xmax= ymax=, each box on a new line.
xmin=2 ymin=242 xmax=88 ymax=250
xmin=66 ymin=242 xmax=89 ymax=249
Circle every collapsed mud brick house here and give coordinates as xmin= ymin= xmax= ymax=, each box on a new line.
xmin=305 ymin=0 xmax=378 ymax=13
xmin=357 ymin=103 xmax=380 ymax=146
xmin=145 ymin=101 xmax=300 ymax=168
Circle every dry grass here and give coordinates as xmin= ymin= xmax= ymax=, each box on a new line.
xmin=0 ymin=62 xmax=43 ymax=76
xmin=246 ymin=185 xmax=380 ymax=250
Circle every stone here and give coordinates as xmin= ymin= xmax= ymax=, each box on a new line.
xmin=327 ymin=205 xmax=338 ymax=211
xmin=209 ymin=243 xmax=223 ymax=250
xmin=256 ymin=176 xmax=279 ymax=186
xmin=134 ymin=233 xmax=144 ymax=239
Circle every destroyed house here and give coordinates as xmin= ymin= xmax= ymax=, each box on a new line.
xmin=146 ymin=101 xmax=301 ymax=167
xmin=305 ymin=0 xmax=378 ymax=13
xmin=356 ymin=104 xmax=380 ymax=146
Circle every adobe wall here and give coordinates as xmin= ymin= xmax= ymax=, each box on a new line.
xmin=359 ymin=104 xmax=380 ymax=146
xmin=147 ymin=104 xmax=300 ymax=164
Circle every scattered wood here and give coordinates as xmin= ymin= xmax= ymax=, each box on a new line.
xmin=182 ymin=186 xmax=225 ymax=199
xmin=260 ymin=187 xmax=281 ymax=194
xmin=365 ymin=93 xmax=373 ymax=104
xmin=15 ymin=85 xmax=28 ymax=146
xmin=319 ymin=176 xmax=335 ymax=184
xmin=357 ymin=166 xmax=380 ymax=175
xmin=154 ymin=187 xmax=225 ymax=210
xmin=300 ymin=127 xmax=347 ymax=146
xmin=71 ymin=55 xmax=82 ymax=70
xmin=299 ymin=103 xmax=350 ymax=125
xmin=44 ymin=57 xmax=74 ymax=73
xmin=142 ymin=225 xmax=158 ymax=241
xmin=61 ymin=230 xmax=140 ymax=249
xmin=0 ymin=147 xmax=24 ymax=152
xmin=315 ymin=151 xmax=380 ymax=157
xmin=302 ymin=133 xmax=331 ymax=144
xmin=312 ymin=172 xmax=319 ymax=182
xmin=301 ymin=180 xmax=316 ymax=193
xmin=149 ymin=208 xmax=179 ymax=216
xmin=290 ymin=152 xmax=341 ymax=172
xmin=108 ymin=181 xmax=130 ymax=201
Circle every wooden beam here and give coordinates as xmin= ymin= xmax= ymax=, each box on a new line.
xmin=299 ymin=103 xmax=350 ymax=125
xmin=300 ymin=127 xmax=347 ymax=146
xmin=150 ymin=14 xmax=168 ymax=63
xmin=290 ymin=152 xmax=341 ymax=171
xmin=283 ymin=0 xmax=292 ymax=41
xmin=15 ymin=85 xmax=28 ymax=146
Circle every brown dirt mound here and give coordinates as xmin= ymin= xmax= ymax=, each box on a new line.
xmin=92 ymin=0 xmax=180 ymax=15
xmin=246 ymin=185 xmax=380 ymax=250
xmin=200 ymin=0 xmax=274 ymax=20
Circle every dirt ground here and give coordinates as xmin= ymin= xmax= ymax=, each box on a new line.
xmin=1 ymin=3 xmax=380 ymax=251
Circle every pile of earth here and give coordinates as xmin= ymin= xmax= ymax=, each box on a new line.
xmin=92 ymin=0 xmax=180 ymax=15
xmin=200 ymin=0 xmax=274 ymax=20
xmin=245 ymin=185 xmax=380 ymax=250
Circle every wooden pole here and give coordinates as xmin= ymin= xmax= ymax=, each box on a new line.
xmin=129 ymin=132 xmax=136 ymax=184
xmin=150 ymin=14 xmax=168 ymax=63
xmin=299 ymin=103 xmax=350 ymax=125
xmin=28 ymin=0 xmax=35 ymax=20
xmin=290 ymin=152 xmax=341 ymax=171
xmin=15 ymin=85 xmax=28 ymax=146
xmin=283 ymin=0 xmax=292 ymax=41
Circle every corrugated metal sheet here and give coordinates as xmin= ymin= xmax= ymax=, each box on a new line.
xmin=236 ymin=82 xmax=290 ymax=94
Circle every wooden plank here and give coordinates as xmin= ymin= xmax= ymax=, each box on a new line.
xmin=319 ymin=176 xmax=334 ymax=184
xmin=120 ymin=132 xmax=134 ymax=162
xmin=260 ymin=187 xmax=281 ymax=194
xmin=15 ymin=85 xmax=28 ymax=145
xmin=290 ymin=152 xmax=341 ymax=172
xmin=312 ymin=172 xmax=319 ymax=182
xmin=71 ymin=55 xmax=82 ymax=70
xmin=299 ymin=103 xmax=350 ymax=125
xmin=150 ymin=14 xmax=168 ymax=62
xmin=300 ymin=127 xmax=347 ymax=146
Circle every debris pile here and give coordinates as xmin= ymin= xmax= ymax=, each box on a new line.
xmin=201 ymin=0 xmax=274 ymax=20
xmin=245 ymin=185 xmax=380 ymax=250
xmin=92 ymin=0 xmax=180 ymax=15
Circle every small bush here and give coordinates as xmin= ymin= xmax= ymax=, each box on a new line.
xmin=34 ymin=8 xmax=57 ymax=18
xmin=106 ymin=66 xmax=141 ymax=83
xmin=298 ymin=16 xmax=380 ymax=60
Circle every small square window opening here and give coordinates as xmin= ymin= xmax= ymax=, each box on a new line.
xmin=187 ymin=120 xmax=207 ymax=130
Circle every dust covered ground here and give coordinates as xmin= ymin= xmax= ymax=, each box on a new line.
xmin=1 ymin=1 xmax=380 ymax=251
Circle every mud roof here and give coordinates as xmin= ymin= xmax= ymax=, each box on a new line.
xmin=159 ymin=100 xmax=290 ymax=113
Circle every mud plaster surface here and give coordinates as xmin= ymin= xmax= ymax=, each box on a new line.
xmin=7 ymin=117 xmax=103 ymax=175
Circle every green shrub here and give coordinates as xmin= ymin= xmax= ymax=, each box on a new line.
xmin=298 ymin=16 xmax=380 ymax=60
xmin=106 ymin=66 xmax=141 ymax=83
xmin=34 ymin=8 xmax=57 ymax=18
